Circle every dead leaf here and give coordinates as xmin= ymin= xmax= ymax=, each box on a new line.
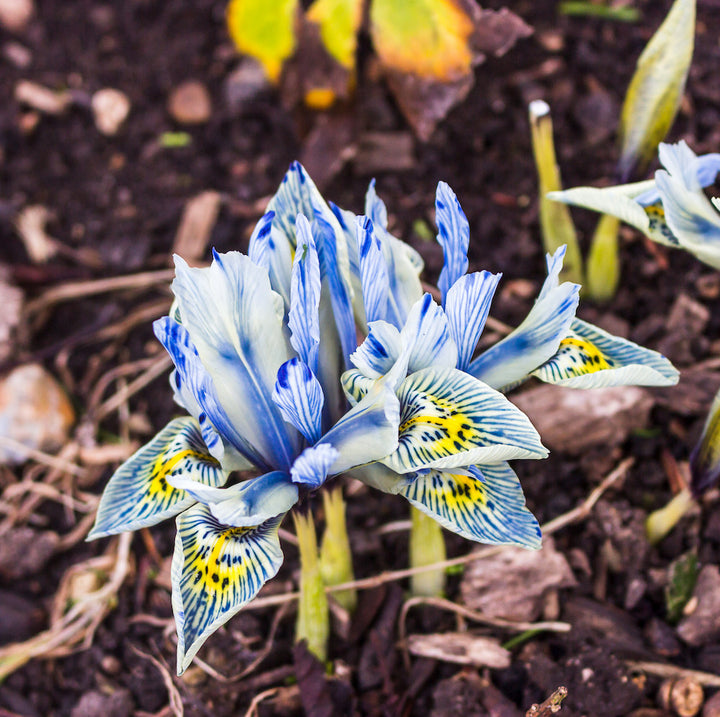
xmin=407 ymin=632 xmax=511 ymax=668
xmin=172 ymin=190 xmax=222 ymax=263
xmin=460 ymin=537 xmax=576 ymax=622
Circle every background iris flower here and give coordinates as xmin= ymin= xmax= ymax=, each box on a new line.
xmin=549 ymin=141 xmax=720 ymax=270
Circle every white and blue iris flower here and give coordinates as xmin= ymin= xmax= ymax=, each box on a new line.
xmin=339 ymin=180 xmax=678 ymax=549
xmin=549 ymin=141 xmax=720 ymax=270
xmin=89 ymin=213 xmax=402 ymax=673
xmin=88 ymin=161 xmax=678 ymax=674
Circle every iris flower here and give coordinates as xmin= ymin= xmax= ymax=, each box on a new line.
xmin=549 ymin=141 xmax=720 ymax=270
xmin=88 ymin=165 xmax=550 ymax=673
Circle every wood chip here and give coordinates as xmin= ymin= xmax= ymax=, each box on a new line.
xmin=407 ymin=632 xmax=511 ymax=669
xmin=14 ymin=204 xmax=58 ymax=262
xmin=172 ymin=190 xmax=222 ymax=262
xmin=14 ymin=79 xmax=71 ymax=115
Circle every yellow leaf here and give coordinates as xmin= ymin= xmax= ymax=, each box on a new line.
xmin=369 ymin=0 xmax=475 ymax=80
xmin=307 ymin=0 xmax=364 ymax=70
xmin=618 ymin=0 xmax=695 ymax=180
xmin=226 ymin=0 xmax=299 ymax=83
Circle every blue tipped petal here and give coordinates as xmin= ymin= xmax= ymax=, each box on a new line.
xmin=350 ymin=321 xmax=402 ymax=378
xmin=435 ymin=182 xmax=469 ymax=302
xmin=171 ymin=252 xmax=299 ymax=471
xmin=357 ymin=216 xmax=389 ymax=323
xmin=289 ymin=215 xmax=322 ymax=374
xmin=168 ymin=471 xmax=298 ymax=526
xmin=290 ymin=444 xmax=339 ymax=487
xmin=248 ymin=211 xmax=292 ymax=308
xmin=383 ymin=368 xmax=547 ymax=474
xmin=155 ymin=317 xmax=262 ymax=470
xmin=401 ymin=294 xmax=458 ymax=373
xmin=396 ymin=463 xmax=541 ymax=549
xmin=272 ymin=358 xmax=325 ymax=444
xmin=319 ymin=385 xmax=400 ymax=474
xmin=314 ymin=211 xmax=357 ymax=365
xmin=531 ymin=318 xmax=679 ymax=388
xmin=445 ymin=271 xmax=502 ymax=371
xmin=172 ymin=509 xmax=284 ymax=674
xmin=88 ymin=417 xmax=227 ymax=540
xmin=365 ymin=181 xmax=424 ymax=328
xmin=469 ymin=248 xmax=580 ymax=390
xmin=690 ymin=386 xmax=720 ymax=497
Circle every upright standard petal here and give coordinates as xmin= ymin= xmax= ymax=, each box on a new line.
xmin=400 ymin=293 xmax=458 ymax=374
xmin=172 ymin=508 xmax=284 ymax=673
xmin=435 ymin=182 xmax=469 ymax=302
xmin=290 ymin=444 xmax=339 ymax=487
xmin=88 ymin=417 xmax=227 ymax=540
xmin=357 ymin=215 xmax=389 ymax=324
xmin=690 ymin=386 xmax=720 ymax=497
xmin=272 ymin=358 xmax=324 ymax=444
xmin=248 ymin=211 xmax=293 ymax=308
xmin=350 ymin=320 xmax=402 ymax=379
xmin=318 ymin=384 xmax=401 ymax=474
xmin=155 ymin=317 xmax=263 ymax=470
xmin=445 ymin=271 xmax=502 ymax=372
xmin=531 ymin=318 xmax=679 ymax=388
xmin=383 ymin=368 xmax=547 ymax=474
xmin=365 ymin=180 xmax=424 ymax=328
xmin=397 ymin=463 xmax=542 ymax=549
xmin=469 ymin=249 xmax=580 ymax=390
xmin=172 ymin=251 xmax=298 ymax=471
xmin=289 ymin=215 xmax=322 ymax=374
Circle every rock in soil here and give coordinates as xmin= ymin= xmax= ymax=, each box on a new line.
xmin=0 ymin=527 xmax=59 ymax=580
xmin=70 ymin=689 xmax=134 ymax=717
xmin=167 ymin=80 xmax=211 ymax=124
xmin=0 ymin=363 xmax=74 ymax=463
xmin=677 ymin=565 xmax=720 ymax=647
xmin=91 ymin=88 xmax=131 ymax=136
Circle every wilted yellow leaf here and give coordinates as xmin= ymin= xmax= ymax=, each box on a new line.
xmin=369 ymin=0 xmax=475 ymax=80
xmin=226 ymin=0 xmax=299 ymax=83
xmin=307 ymin=0 xmax=364 ymax=70
xmin=618 ymin=0 xmax=695 ymax=180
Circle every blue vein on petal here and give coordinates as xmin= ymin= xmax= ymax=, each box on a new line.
xmin=436 ymin=182 xmax=469 ymax=303
xmin=357 ymin=215 xmax=389 ymax=324
xmin=272 ymin=358 xmax=324 ymax=444
xmin=290 ymin=444 xmax=339 ymax=487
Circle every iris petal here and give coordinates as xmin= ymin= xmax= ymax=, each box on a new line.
xmin=155 ymin=317 xmax=261 ymax=470
xmin=445 ymin=271 xmax=501 ymax=371
xmin=319 ymin=384 xmax=401 ymax=473
xmin=289 ymin=215 xmax=322 ymax=374
xmin=172 ymin=508 xmax=284 ymax=674
xmin=272 ymin=358 xmax=324 ymax=444
xmin=435 ymin=182 xmax=469 ymax=302
xmin=171 ymin=251 xmax=299 ymax=471
xmin=290 ymin=444 xmax=339 ymax=487
xmin=350 ymin=321 xmax=402 ymax=378
xmin=531 ymin=318 xmax=679 ymax=388
xmin=248 ymin=211 xmax=292 ymax=308
xmin=357 ymin=215 xmax=390 ymax=323
xmin=168 ymin=471 xmax=298 ymax=526
xmin=397 ymin=463 xmax=542 ymax=549
xmin=340 ymin=368 xmax=376 ymax=405
xmin=382 ymin=367 xmax=547 ymax=473
xmin=88 ymin=417 xmax=227 ymax=540
xmin=401 ymin=294 xmax=458 ymax=374
xmin=468 ymin=248 xmax=580 ymax=391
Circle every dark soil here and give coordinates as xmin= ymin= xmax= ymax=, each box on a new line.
xmin=1 ymin=1 xmax=719 ymax=715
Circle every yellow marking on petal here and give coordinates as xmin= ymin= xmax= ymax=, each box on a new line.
xmin=644 ymin=203 xmax=679 ymax=245
xmin=149 ymin=449 xmax=220 ymax=498
xmin=556 ymin=336 xmax=614 ymax=372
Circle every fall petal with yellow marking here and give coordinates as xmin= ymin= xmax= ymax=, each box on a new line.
xmin=397 ymin=462 xmax=541 ymax=548
xmin=382 ymin=367 xmax=546 ymax=474
xmin=88 ymin=417 xmax=227 ymax=539
xmin=171 ymin=506 xmax=284 ymax=673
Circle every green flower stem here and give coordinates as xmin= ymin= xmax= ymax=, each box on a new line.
xmin=586 ymin=214 xmax=620 ymax=303
xmin=529 ymin=99 xmax=584 ymax=286
xmin=294 ymin=510 xmax=329 ymax=662
xmin=646 ymin=488 xmax=695 ymax=546
xmin=409 ymin=506 xmax=446 ymax=597
xmin=319 ymin=485 xmax=357 ymax=613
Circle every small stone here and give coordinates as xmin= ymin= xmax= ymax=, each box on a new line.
xmin=70 ymin=689 xmax=133 ymax=717
xmin=0 ymin=527 xmax=59 ymax=580
xmin=91 ymin=88 xmax=130 ymax=136
xmin=224 ymin=58 xmax=269 ymax=112
xmin=0 ymin=0 xmax=33 ymax=32
xmin=14 ymin=79 xmax=71 ymax=115
xmin=677 ymin=565 xmax=720 ymax=647
xmin=167 ymin=80 xmax=211 ymax=125
xmin=0 ymin=364 xmax=75 ymax=463
xmin=2 ymin=40 xmax=31 ymax=68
